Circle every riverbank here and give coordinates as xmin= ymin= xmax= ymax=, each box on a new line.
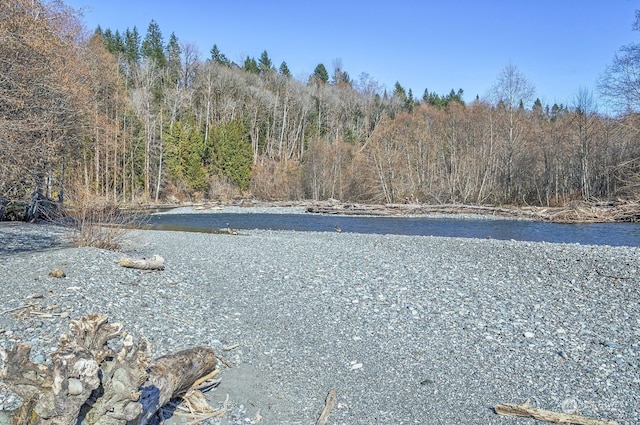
xmin=147 ymin=198 xmax=640 ymax=223
xmin=1 ymin=223 xmax=639 ymax=424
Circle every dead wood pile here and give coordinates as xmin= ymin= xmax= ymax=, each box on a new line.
xmin=534 ymin=199 xmax=640 ymax=223
xmin=0 ymin=314 xmax=222 ymax=424
xmin=306 ymin=199 xmax=640 ymax=223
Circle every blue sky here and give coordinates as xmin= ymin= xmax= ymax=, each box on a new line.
xmin=65 ymin=0 xmax=639 ymax=107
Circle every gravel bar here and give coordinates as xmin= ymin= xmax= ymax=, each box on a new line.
xmin=0 ymin=222 xmax=639 ymax=424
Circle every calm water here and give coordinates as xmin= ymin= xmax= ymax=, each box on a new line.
xmin=145 ymin=212 xmax=640 ymax=247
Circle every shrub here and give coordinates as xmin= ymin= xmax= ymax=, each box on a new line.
xmin=63 ymin=187 xmax=145 ymax=250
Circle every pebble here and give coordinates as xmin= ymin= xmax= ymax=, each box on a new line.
xmin=31 ymin=354 xmax=45 ymax=364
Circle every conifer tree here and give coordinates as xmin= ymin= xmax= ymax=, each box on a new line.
xmin=124 ymin=26 xmax=141 ymax=64
xmin=311 ymin=63 xmax=329 ymax=84
xmin=141 ymin=20 xmax=166 ymax=68
xmin=278 ymin=61 xmax=291 ymax=77
xmin=210 ymin=44 xmax=229 ymax=65
xmin=393 ymin=82 xmax=407 ymax=102
xmin=258 ymin=50 xmax=274 ymax=74
xmin=112 ymin=30 xmax=125 ymax=53
xmin=406 ymin=88 xmax=415 ymax=111
xmin=210 ymin=119 xmax=252 ymax=191
xmin=393 ymin=82 xmax=406 ymax=97
xmin=165 ymin=113 xmax=207 ymax=192
xmin=243 ymin=56 xmax=260 ymax=74
xmin=119 ymin=26 xmax=141 ymax=87
xmin=166 ymin=32 xmax=181 ymax=87
xmin=533 ymin=98 xmax=543 ymax=114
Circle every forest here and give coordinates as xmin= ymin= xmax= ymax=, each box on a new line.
xmin=2 ymin=0 xmax=640 ymax=209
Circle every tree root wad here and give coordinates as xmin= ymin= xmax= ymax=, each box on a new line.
xmin=0 ymin=314 xmax=219 ymax=424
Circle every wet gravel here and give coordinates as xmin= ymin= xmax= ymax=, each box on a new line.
xmin=0 ymin=221 xmax=639 ymax=424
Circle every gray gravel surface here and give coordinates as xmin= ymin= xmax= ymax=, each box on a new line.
xmin=0 ymin=222 xmax=639 ymax=424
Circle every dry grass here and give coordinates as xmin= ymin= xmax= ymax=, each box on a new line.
xmin=63 ymin=189 xmax=146 ymax=250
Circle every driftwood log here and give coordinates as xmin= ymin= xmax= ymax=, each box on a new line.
xmin=0 ymin=314 xmax=218 ymax=424
xmin=116 ymin=255 xmax=165 ymax=271
xmin=315 ymin=389 xmax=337 ymax=425
xmin=494 ymin=400 xmax=619 ymax=425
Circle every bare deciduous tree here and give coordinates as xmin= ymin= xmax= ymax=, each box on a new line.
xmin=490 ymin=64 xmax=536 ymax=201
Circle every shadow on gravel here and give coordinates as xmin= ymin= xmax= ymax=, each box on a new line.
xmin=0 ymin=222 xmax=70 ymax=256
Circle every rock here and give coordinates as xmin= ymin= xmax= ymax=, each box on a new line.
xmin=67 ymin=378 xmax=83 ymax=395
xmin=49 ymin=269 xmax=66 ymax=278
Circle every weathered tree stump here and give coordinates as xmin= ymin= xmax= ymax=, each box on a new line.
xmin=0 ymin=314 xmax=218 ymax=424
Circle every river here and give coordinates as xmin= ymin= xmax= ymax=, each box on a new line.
xmin=145 ymin=211 xmax=640 ymax=247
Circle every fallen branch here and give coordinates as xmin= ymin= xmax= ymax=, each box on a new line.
xmin=316 ymin=389 xmax=337 ymax=425
xmin=117 ymin=254 xmax=165 ymax=270
xmin=494 ymin=399 xmax=619 ymax=425
xmin=595 ymin=269 xmax=632 ymax=280
xmin=222 ymin=343 xmax=240 ymax=351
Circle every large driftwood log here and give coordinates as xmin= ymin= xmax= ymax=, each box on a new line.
xmin=137 ymin=348 xmax=219 ymax=425
xmin=0 ymin=314 xmax=218 ymax=424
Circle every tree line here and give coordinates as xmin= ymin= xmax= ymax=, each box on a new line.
xmin=2 ymin=0 xmax=640 ymax=207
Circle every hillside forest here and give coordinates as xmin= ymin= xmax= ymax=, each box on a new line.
xmin=2 ymin=0 xmax=640 ymax=208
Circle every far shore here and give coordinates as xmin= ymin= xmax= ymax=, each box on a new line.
xmin=127 ymin=198 xmax=640 ymax=224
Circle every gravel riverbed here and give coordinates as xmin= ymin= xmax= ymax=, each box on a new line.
xmin=0 ymin=220 xmax=639 ymax=424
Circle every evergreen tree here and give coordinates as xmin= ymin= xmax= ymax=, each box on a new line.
xmin=422 ymin=88 xmax=439 ymax=106
xmin=423 ymin=88 xmax=465 ymax=109
xmin=210 ymin=44 xmax=229 ymax=65
xmin=444 ymin=88 xmax=464 ymax=106
xmin=165 ymin=113 xmax=207 ymax=192
xmin=258 ymin=50 xmax=274 ymax=74
xmin=533 ymin=98 xmax=543 ymax=115
xmin=550 ymin=103 xmax=562 ymax=121
xmin=210 ymin=119 xmax=252 ymax=191
xmin=278 ymin=61 xmax=291 ymax=77
xmin=311 ymin=63 xmax=329 ymax=84
xmin=124 ymin=26 xmax=141 ymax=64
xmin=141 ymin=20 xmax=166 ymax=67
xmin=243 ymin=56 xmax=260 ymax=74
xmin=406 ymin=88 xmax=415 ymax=112
xmin=331 ymin=68 xmax=351 ymax=86
xmin=393 ymin=82 xmax=407 ymax=101
xmin=166 ymin=32 xmax=182 ymax=87
xmin=112 ymin=30 xmax=125 ymax=53
xmin=100 ymin=27 xmax=111 ymax=49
